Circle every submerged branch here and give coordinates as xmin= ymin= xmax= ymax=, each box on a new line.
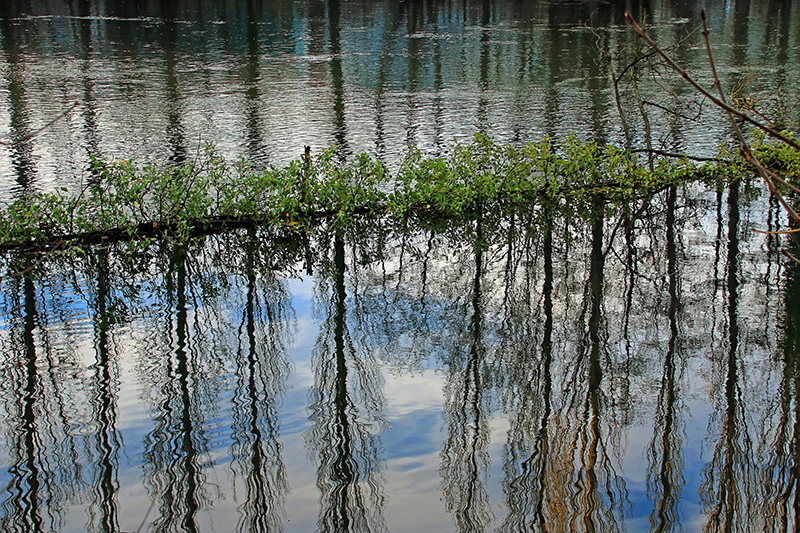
xmin=0 ymin=134 xmax=788 ymax=252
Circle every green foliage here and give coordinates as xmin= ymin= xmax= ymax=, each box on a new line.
xmin=0 ymin=134 xmax=780 ymax=250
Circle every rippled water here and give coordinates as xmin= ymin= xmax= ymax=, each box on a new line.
xmin=0 ymin=183 xmax=798 ymax=531
xmin=0 ymin=1 xmax=799 ymax=532
xmin=1 ymin=0 xmax=799 ymax=199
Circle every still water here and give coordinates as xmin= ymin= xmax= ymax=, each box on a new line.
xmin=0 ymin=0 xmax=799 ymax=532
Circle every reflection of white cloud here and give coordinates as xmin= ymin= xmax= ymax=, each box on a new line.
xmin=384 ymin=371 xmax=444 ymax=416
xmin=384 ymin=453 xmax=452 ymax=531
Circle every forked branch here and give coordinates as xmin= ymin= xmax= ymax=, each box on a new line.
xmin=624 ymin=13 xmax=800 ymax=152
xmin=626 ymin=10 xmax=800 ymax=261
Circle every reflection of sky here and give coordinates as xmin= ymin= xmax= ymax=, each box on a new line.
xmin=0 ymin=178 xmax=796 ymax=531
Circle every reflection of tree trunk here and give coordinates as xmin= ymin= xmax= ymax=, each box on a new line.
xmin=244 ymin=0 xmax=265 ymax=162
xmin=766 ymin=243 xmax=800 ymax=530
xmin=19 ymin=274 xmax=44 ymax=532
xmin=76 ymin=0 xmax=100 ymax=160
xmin=535 ymin=216 xmax=554 ymax=529
xmin=373 ymin=3 xmax=402 ymax=157
xmin=578 ymin=197 xmax=606 ymax=533
xmin=146 ymin=248 xmax=202 ymax=533
xmin=90 ymin=250 xmax=121 ymax=533
xmin=1 ymin=11 xmax=35 ymax=190
xmin=648 ymin=186 xmax=684 ymax=532
xmin=702 ymin=180 xmax=751 ymax=532
xmin=231 ymin=229 xmax=288 ymax=532
xmin=331 ymin=230 xmax=355 ymax=529
xmin=476 ymin=0 xmax=490 ymax=135
xmin=308 ymin=230 xmax=386 ymax=532
xmin=175 ymin=251 xmax=200 ymax=533
xmin=404 ymin=0 xmax=422 ymax=148
xmin=0 ymin=268 xmax=84 ymax=531
xmin=163 ymin=5 xmax=186 ymax=165
xmin=500 ymin=211 xmax=554 ymax=532
xmin=328 ymin=0 xmax=348 ymax=156
xmin=441 ymin=207 xmax=492 ymax=531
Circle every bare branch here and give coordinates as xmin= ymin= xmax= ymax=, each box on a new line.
xmin=624 ymin=13 xmax=800 ymax=152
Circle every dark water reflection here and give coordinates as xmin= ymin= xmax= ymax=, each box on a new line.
xmin=0 ymin=183 xmax=796 ymax=531
xmin=2 ymin=0 xmax=800 ymax=198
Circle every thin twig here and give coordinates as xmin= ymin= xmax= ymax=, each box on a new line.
xmin=699 ymin=9 xmax=800 ymax=226
xmin=626 ymin=11 xmax=800 ymax=229
xmin=625 ymin=13 xmax=800 ymax=152
xmin=754 ymin=227 xmax=800 ymax=235
xmin=0 ymin=102 xmax=79 ymax=146
xmin=782 ymin=249 xmax=800 ymax=264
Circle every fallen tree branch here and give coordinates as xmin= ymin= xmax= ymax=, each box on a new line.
xmin=626 ymin=10 xmax=800 ymax=238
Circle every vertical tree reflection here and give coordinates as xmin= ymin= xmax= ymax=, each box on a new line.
xmin=229 ymin=231 xmax=292 ymax=532
xmin=500 ymin=211 xmax=554 ymax=532
xmin=561 ymin=197 xmax=627 ymax=532
xmin=328 ymin=0 xmax=348 ymax=156
xmin=142 ymin=246 xmax=208 ymax=533
xmin=86 ymin=249 xmax=122 ymax=533
xmin=163 ymin=3 xmax=187 ymax=165
xmin=243 ymin=0 xmax=266 ymax=163
xmin=762 ymin=234 xmax=799 ymax=530
xmin=0 ymin=267 xmax=86 ymax=532
xmin=0 ymin=7 xmax=36 ymax=191
xmin=700 ymin=181 xmax=756 ymax=531
xmin=646 ymin=186 xmax=685 ymax=531
xmin=439 ymin=209 xmax=493 ymax=531
xmin=306 ymin=230 xmax=386 ymax=532
xmin=2 ymin=274 xmax=46 ymax=532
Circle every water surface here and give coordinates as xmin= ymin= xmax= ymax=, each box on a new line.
xmin=1 ymin=0 xmax=799 ymax=198
xmin=1 ymin=183 xmax=798 ymax=531
xmin=0 ymin=1 xmax=799 ymax=532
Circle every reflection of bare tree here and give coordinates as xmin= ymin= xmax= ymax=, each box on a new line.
xmin=762 ymin=247 xmax=799 ymax=530
xmin=0 ymin=269 xmax=88 ymax=532
xmin=556 ymin=199 xmax=628 ymax=532
xmin=140 ymin=246 xmax=215 ymax=533
xmin=0 ymin=6 xmax=36 ymax=190
xmin=700 ymin=181 xmax=756 ymax=532
xmin=306 ymin=230 xmax=387 ymax=532
xmin=646 ymin=187 xmax=685 ymax=532
xmin=229 ymin=230 xmax=293 ymax=532
xmin=500 ymin=214 xmax=553 ymax=532
xmin=86 ymin=249 xmax=122 ymax=533
xmin=439 ymin=211 xmax=494 ymax=532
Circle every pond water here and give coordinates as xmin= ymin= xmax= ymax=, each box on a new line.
xmin=1 ymin=0 xmax=799 ymax=198
xmin=0 ymin=184 xmax=798 ymax=532
xmin=0 ymin=1 xmax=799 ymax=532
